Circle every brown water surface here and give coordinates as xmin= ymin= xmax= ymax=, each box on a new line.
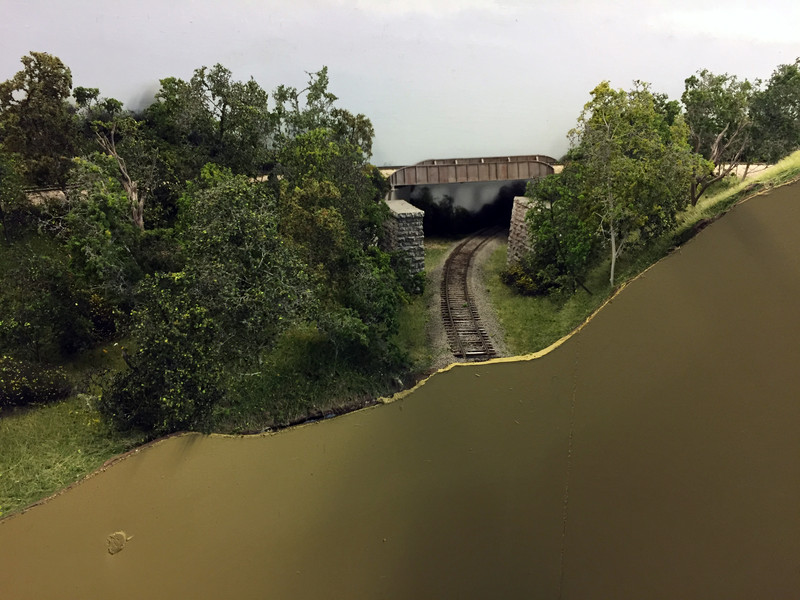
xmin=3 ymin=184 xmax=800 ymax=598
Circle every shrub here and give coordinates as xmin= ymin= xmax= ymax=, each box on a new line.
xmin=0 ymin=355 xmax=71 ymax=407
xmin=99 ymin=278 xmax=224 ymax=435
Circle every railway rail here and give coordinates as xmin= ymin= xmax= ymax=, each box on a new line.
xmin=440 ymin=227 xmax=502 ymax=361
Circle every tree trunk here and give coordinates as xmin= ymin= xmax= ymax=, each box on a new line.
xmin=123 ymin=180 xmax=144 ymax=230
xmin=609 ymin=221 xmax=617 ymax=287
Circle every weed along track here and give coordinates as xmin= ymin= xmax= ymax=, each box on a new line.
xmin=441 ymin=227 xmax=501 ymax=361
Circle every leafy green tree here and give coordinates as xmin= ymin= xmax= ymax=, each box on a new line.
xmin=0 ymin=251 xmax=94 ymax=361
xmin=177 ymin=165 xmax=313 ymax=362
xmin=143 ymin=64 xmax=273 ymax=178
xmin=0 ymin=145 xmax=26 ymax=243
xmin=74 ymin=87 xmax=159 ymax=230
xmin=101 ymin=275 xmax=223 ymax=434
xmin=103 ymin=166 xmax=312 ymax=433
xmin=517 ymin=164 xmax=599 ymax=295
xmin=682 ymin=69 xmax=753 ymax=204
xmin=72 ymin=86 xmax=124 ymax=153
xmin=273 ymin=67 xmax=375 ymax=157
xmin=568 ymin=81 xmax=700 ymax=286
xmin=0 ymin=52 xmax=77 ymax=187
xmin=750 ymin=58 xmax=800 ymax=163
xmin=275 ymin=122 xmax=406 ymax=369
xmin=63 ymin=155 xmax=145 ymax=305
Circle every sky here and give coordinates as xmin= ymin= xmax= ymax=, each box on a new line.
xmin=2 ymin=0 xmax=799 ymax=166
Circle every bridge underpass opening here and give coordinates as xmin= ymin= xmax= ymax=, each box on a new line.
xmin=386 ymin=155 xmax=556 ymax=236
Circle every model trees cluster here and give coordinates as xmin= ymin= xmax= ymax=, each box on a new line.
xmin=0 ymin=52 xmax=411 ymax=433
xmin=507 ymin=59 xmax=800 ymax=294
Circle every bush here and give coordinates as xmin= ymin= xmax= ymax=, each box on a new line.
xmin=501 ymin=262 xmax=554 ymax=296
xmin=0 ymin=355 xmax=71 ymax=407
xmin=99 ymin=282 xmax=224 ymax=435
xmin=0 ymin=252 xmax=96 ymax=361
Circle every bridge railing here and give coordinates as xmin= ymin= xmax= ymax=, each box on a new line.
xmin=414 ymin=154 xmax=557 ymax=167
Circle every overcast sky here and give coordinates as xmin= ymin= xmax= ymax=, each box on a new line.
xmin=3 ymin=0 xmax=799 ymax=165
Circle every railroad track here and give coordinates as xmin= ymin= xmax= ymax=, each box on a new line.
xmin=440 ymin=227 xmax=503 ymax=361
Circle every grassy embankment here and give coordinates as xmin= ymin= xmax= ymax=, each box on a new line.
xmin=0 ymin=346 xmax=145 ymax=519
xmin=486 ymin=151 xmax=800 ymax=355
xmin=393 ymin=238 xmax=451 ymax=372
xmin=0 ymin=238 xmax=451 ymax=518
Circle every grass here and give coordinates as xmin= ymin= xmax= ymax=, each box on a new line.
xmin=393 ymin=237 xmax=455 ymax=371
xmin=0 ymin=392 xmax=144 ymax=519
xmin=486 ymin=150 xmax=800 ymax=356
xmin=485 ymin=245 xmax=612 ymax=354
xmin=0 ymin=339 xmax=143 ymax=518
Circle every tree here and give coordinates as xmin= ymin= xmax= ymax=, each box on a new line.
xmin=517 ymin=164 xmax=599 ymax=295
xmin=568 ymin=81 xmax=699 ymax=286
xmin=750 ymin=58 xmax=800 ymax=163
xmin=682 ymin=69 xmax=753 ymax=204
xmin=102 ymin=166 xmax=313 ymax=433
xmin=101 ymin=276 xmax=223 ymax=434
xmin=0 ymin=145 xmax=26 ymax=243
xmin=177 ymin=165 xmax=313 ymax=363
xmin=74 ymin=87 xmax=159 ymax=230
xmin=63 ymin=154 xmax=145 ymax=305
xmin=0 ymin=52 xmax=77 ymax=187
xmin=143 ymin=64 xmax=273 ymax=178
xmin=0 ymin=251 xmax=94 ymax=361
xmin=273 ymin=67 xmax=375 ymax=157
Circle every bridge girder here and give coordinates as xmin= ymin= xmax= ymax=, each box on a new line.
xmin=388 ymin=155 xmax=556 ymax=188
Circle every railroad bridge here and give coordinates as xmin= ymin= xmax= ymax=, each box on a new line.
xmin=381 ymin=154 xmax=557 ymax=276
xmin=385 ymin=154 xmax=556 ymax=194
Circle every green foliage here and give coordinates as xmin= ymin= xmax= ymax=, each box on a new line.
xmin=512 ymin=81 xmax=701 ymax=292
xmin=750 ymin=58 xmax=800 ymax=163
xmin=682 ymin=69 xmax=753 ymax=203
xmin=0 ymin=56 xmax=409 ymax=439
xmin=64 ymin=155 xmax=145 ymax=305
xmin=144 ymin=64 xmax=273 ymax=178
xmin=569 ymin=81 xmax=700 ymax=285
xmin=101 ymin=276 xmax=223 ymax=434
xmin=103 ymin=167 xmax=313 ymax=434
xmin=0 ymin=355 xmax=71 ymax=407
xmin=0 ymin=249 xmax=95 ymax=361
xmin=512 ymin=166 xmax=598 ymax=295
xmin=276 ymin=126 xmax=406 ymax=373
xmin=0 ymin=52 xmax=77 ymax=187
xmin=0 ymin=144 xmax=27 ymax=242
xmin=179 ymin=165 xmax=313 ymax=361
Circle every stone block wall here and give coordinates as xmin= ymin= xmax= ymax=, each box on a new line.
xmin=383 ymin=200 xmax=425 ymax=273
xmin=506 ymin=196 xmax=536 ymax=266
